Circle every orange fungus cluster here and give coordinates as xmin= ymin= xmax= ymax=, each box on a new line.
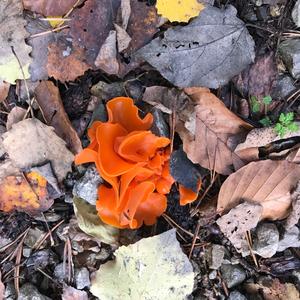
xmin=75 ymin=97 xmax=200 ymax=229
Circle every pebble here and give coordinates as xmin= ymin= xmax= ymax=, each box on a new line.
xmin=17 ymin=283 xmax=50 ymax=300
xmin=220 ymin=263 xmax=247 ymax=288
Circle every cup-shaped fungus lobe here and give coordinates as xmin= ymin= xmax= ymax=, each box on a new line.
xmin=75 ymin=97 xmax=200 ymax=229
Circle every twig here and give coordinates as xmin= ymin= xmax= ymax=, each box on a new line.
xmin=188 ymin=220 xmax=201 ymax=259
xmin=29 ymin=25 xmax=69 ymax=38
xmin=245 ymin=231 xmax=259 ymax=268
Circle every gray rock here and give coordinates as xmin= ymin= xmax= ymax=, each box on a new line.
xmin=73 ymin=166 xmax=102 ymax=205
xmin=271 ymin=75 xmax=296 ymax=100
xmin=278 ymin=226 xmax=300 ymax=252
xmin=75 ymin=267 xmax=90 ymax=290
xmin=5 ymin=283 xmax=16 ymax=300
xmin=279 ymin=39 xmax=300 ymax=79
xmin=228 ymin=291 xmax=247 ymax=300
xmin=151 ymin=109 xmax=169 ymax=138
xmin=17 ymin=283 xmax=50 ymax=300
xmin=208 ymin=244 xmax=226 ymax=270
xmin=220 ymin=264 xmax=247 ymax=288
xmin=91 ymin=81 xmax=124 ymax=100
xmin=253 ymin=223 xmax=279 ymax=258
xmin=292 ymin=0 xmax=300 ymax=27
xmin=53 ymin=263 xmax=68 ymax=283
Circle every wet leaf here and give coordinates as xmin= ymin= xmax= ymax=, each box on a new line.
xmin=217 ymin=160 xmax=300 ymax=220
xmin=180 ymin=87 xmax=252 ymax=175
xmin=138 ymin=5 xmax=255 ymax=88
xmin=156 ymin=0 xmax=205 ymax=22
xmin=90 ymin=229 xmax=194 ymax=300
xmin=73 ymin=197 xmax=119 ymax=246
xmin=0 ymin=171 xmax=53 ymax=214
xmin=34 ymin=81 xmax=82 ymax=154
xmin=2 ymin=118 xmax=74 ymax=182
xmin=0 ymin=0 xmax=32 ymax=83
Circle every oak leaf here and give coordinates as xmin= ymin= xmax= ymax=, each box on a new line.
xmin=217 ymin=160 xmax=300 ymax=220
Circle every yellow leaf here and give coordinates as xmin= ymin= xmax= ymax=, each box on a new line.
xmin=0 ymin=57 xmax=30 ymax=84
xmin=156 ymin=0 xmax=205 ymax=22
xmin=46 ymin=16 xmax=64 ymax=28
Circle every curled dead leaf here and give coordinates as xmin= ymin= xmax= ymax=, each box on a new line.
xmin=34 ymin=81 xmax=82 ymax=154
xmin=217 ymin=160 xmax=300 ymax=221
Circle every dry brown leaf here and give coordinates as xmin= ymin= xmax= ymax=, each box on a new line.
xmin=34 ymin=81 xmax=82 ymax=154
xmin=23 ymin=0 xmax=79 ymax=16
xmin=0 ymin=82 xmax=10 ymax=103
xmin=62 ymin=286 xmax=88 ymax=300
xmin=6 ymin=107 xmax=27 ymax=130
xmin=114 ymin=23 xmax=131 ymax=52
xmin=217 ymin=160 xmax=300 ymax=220
xmin=181 ymin=87 xmax=252 ymax=175
xmin=2 ymin=118 xmax=74 ymax=182
xmin=0 ymin=171 xmax=53 ymax=214
xmin=286 ymin=182 xmax=300 ymax=229
xmin=47 ymin=38 xmax=90 ymax=83
xmin=216 ymin=202 xmax=262 ymax=255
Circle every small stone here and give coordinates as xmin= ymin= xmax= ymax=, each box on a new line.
xmin=209 ymin=270 xmax=217 ymax=280
xmin=208 ymin=244 xmax=226 ymax=270
xmin=17 ymin=283 xmax=50 ymax=300
xmin=75 ymin=267 xmax=90 ymax=290
xmin=271 ymin=75 xmax=296 ymax=100
xmin=278 ymin=226 xmax=300 ymax=252
xmin=253 ymin=223 xmax=279 ymax=258
xmin=73 ymin=166 xmax=102 ymax=205
xmin=24 ymin=228 xmax=46 ymax=248
xmin=220 ymin=264 xmax=247 ymax=288
xmin=53 ymin=263 xmax=68 ymax=283
xmin=5 ymin=283 xmax=16 ymax=300
xmin=151 ymin=109 xmax=169 ymax=138
xmin=292 ymin=0 xmax=300 ymax=27
xmin=91 ymin=81 xmax=124 ymax=100
xmin=279 ymin=39 xmax=300 ymax=79
xmin=22 ymin=247 xmax=32 ymax=258
xmin=228 ymin=291 xmax=247 ymax=300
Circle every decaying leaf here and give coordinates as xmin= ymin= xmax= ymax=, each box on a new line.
xmin=73 ymin=197 xmax=119 ymax=246
xmin=138 ymin=5 xmax=255 ymax=88
xmin=34 ymin=81 xmax=82 ymax=154
xmin=6 ymin=107 xmax=27 ymax=130
xmin=0 ymin=171 xmax=53 ymax=214
xmin=0 ymin=82 xmax=10 ymax=103
xmin=114 ymin=23 xmax=131 ymax=52
xmin=90 ymin=229 xmax=194 ymax=300
xmin=62 ymin=286 xmax=88 ymax=300
xmin=180 ymin=88 xmax=252 ymax=175
xmin=0 ymin=0 xmax=32 ymax=83
xmin=26 ymin=16 xmax=55 ymax=81
xmin=286 ymin=182 xmax=300 ymax=229
xmin=23 ymin=0 xmax=79 ymax=16
xmin=217 ymin=160 xmax=300 ymax=220
xmin=216 ymin=201 xmax=262 ymax=256
xmin=234 ymin=52 xmax=277 ymax=99
xmin=156 ymin=0 xmax=205 ymax=22
xmin=2 ymin=118 xmax=74 ymax=182
xmin=47 ymin=38 xmax=90 ymax=83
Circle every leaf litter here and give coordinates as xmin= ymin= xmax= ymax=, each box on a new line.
xmin=0 ymin=1 xmax=300 ymax=299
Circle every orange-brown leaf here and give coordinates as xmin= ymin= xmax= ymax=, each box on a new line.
xmin=217 ymin=160 xmax=300 ymax=221
xmin=0 ymin=171 xmax=53 ymax=214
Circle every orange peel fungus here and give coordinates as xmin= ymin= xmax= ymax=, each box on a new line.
xmin=75 ymin=97 xmax=200 ymax=229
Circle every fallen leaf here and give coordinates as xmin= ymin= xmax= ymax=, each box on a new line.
xmin=2 ymin=118 xmax=74 ymax=182
xmin=216 ymin=202 xmax=262 ymax=256
xmin=0 ymin=0 xmax=32 ymax=83
xmin=6 ymin=107 xmax=27 ymax=130
xmin=114 ymin=23 xmax=131 ymax=52
xmin=137 ymin=5 xmax=255 ymax=88
xmin=47 ymin=37 xmax=90 ymax=83
xmin=181 ymin=87 xmax=252 ymax=175
xmin=23 ymin=0 xmax=79 ymax=16
xmin=73 ymin=197 xmax=119 ymax=246
xmin=234 ymin=52 xmax=277 ymax=99
xmin=34 ymin=81 xmax=82 ymax=154
xmin=286 ymin=182 xmax=300 ymax=229
xmin=120 ymin=0 xmax=131 ymax=29
xmin=156 ymin=0 xmax=205 ymax=22
xmin=62 ymin=286 xmax=88 ymax=300
xmin=90 ymin=229 xmax=194 ymax=300
xmin=0 ymin=82 xmax=10 ymax=103
xmin=25 ymin=16 xmax=55 ymax=81
xmin=0 ymin=171 xmax=53 ymax=214
xmin=217 ymin=160 xmax=300 ymax=220
xmin=69 ymin=0 xmax=120 ymax=66
xmin=94 ymin=31 xmax=119 ymax=75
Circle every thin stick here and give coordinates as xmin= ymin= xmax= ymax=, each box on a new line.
xmin=245 ymin=231 xmax=259 ymax=268
xmin=188 ymin=220 xmax=201 ymax=259
xmin=29 ymin=25 xmax=69 ymax=38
